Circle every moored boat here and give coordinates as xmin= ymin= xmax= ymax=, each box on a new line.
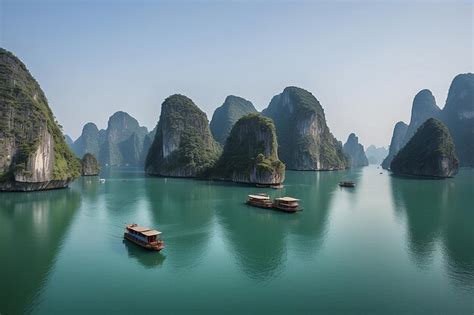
xmin=273 ymin=197 xmax=302 ymax=213
xmin=124 ymin=223 xmax=165 ymax=251
xmin=339 ymin=181 xmax=355 ymax=188
xmin=246 ymin=194 xmax=273 ymax=208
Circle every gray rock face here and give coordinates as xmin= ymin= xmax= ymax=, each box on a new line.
xmin=391 ymin=118 xmax=458 ymax=178
xmin=440 ymin=73 xmax=474 ymax=166
xmin=365 ymin=145 xmax=388 ymax=165
xmin=73 ymin=112 xmax=150 ymax=166
xmin=262 ymin=86 xmax=348 ymax=170
xmin=81 ymin=153 xmax=100 ymax=176
xmin=343 ymin=133 xmax=368 ymax=167
xmin=99 ymin=111 xmax=149 ymax=166
xmin=382 ymin=121 xmax=408 ymax=170
xmin=210 ymin=95 xmax=257 ymax=145
xmin=403 ymin=89 xmax=441 ymax=144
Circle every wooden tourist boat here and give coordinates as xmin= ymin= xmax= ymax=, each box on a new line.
xmin=273 ymin=197 xmax=302 ymax=213
xmin=124 ymin=224 xmax=165 ymax=251
xmin=246 ymin=194 xmax=273 ymax=208
xmin=339 ymin=181 xmax=355 ymax=188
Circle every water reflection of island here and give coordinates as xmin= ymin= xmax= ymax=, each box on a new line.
xmin=123 ymin=240 xmax=166 ymax=268
xmin=0 ymin=189 xmax=81 ymax=314
xmin=390 ymin=170 xmax=474 ymax=289
xmin=215 ymin=170 xmax=347 ymax=281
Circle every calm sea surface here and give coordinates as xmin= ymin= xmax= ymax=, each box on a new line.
xmin=1 ymin=166 xmax=473 ymax=314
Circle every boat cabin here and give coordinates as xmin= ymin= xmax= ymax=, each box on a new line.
xmin=247 ymin=194 xmax=273 ymax=208
xmin=273 ymin=197 xmax=301 ymax=212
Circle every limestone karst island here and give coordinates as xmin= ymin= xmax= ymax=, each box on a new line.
xmin=0 ymin=1 xmax=473 ymax=314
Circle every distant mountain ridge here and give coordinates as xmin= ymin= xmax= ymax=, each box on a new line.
xmin=365 ymin=145 xmax=388 ymax=165
xmin=72 ymin=111 xmax=153 ymax=166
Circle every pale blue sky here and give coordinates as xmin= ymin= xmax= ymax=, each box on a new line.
xmin=1 ymin=0 xmax=472 ymax=147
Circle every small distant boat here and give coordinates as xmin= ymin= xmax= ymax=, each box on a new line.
xmin=271 ymin=184 xmax=284 ymax=189
xmin=246 ymin=194 xmax=273 ymax=208
xmin=99 ymin=178 xmax=106 ymax=183
xmin=273 ymin=197 xmax=302 ymax=213
xmin=124 ymin=224 xmax=165 ymax=251
xmin=339 ymin=181 xmax=355 ymax=188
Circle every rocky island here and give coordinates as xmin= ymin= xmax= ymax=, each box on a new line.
xmin=390 ymin=118 xmax=458 ymax=178
xmin=145 ymin=94 xmax=221 ymax=177
xmin=382 ymin=121 xmax=408 ymax=170
xmin=262 ymin=86 xmax=347 ymax=170
xmin=440 ymin=73 xmax=474 ymax=167
xmin=81 ymin=153 xmax=100 ymax=176
xmin=210 ymin=95 xmax=257 ymax=145
xmin=212 ymin=113 xmax=285 ymax=184
xmin=0 ymin=48 xmax=80 ymax=191
xmin=72 ymin=122 xmax=102 ymax=159
xmin=343 ymin=133 xmax=368 ymax=167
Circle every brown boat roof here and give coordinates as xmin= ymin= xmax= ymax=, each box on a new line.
xmin=248 ymin=194 xmax=270 ymax=200
xmin=129 ymin=225 xmax=162 ymax=236
xmin=142 ymin=230 xmax=161 ymax=236
xmin=275 ymin=197 xmax=300 ymax=202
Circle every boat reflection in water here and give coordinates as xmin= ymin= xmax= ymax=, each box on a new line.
xmin=123 ymin=240 xmax=166 ymax=269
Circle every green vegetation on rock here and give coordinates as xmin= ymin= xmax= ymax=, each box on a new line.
xmin=210 ymin=95 xmax=257 ymax=145
xmin=213 ymin=113 xmax=285 ymax=184
xmin=262 ymin=86 xmax=347 ymax=170
xmin=390 ymin=118 xmax=458 ymax=178
xmin=145 ymin=94 xmax=221 ymax=177
xmin=0 ymin=47 xmax=80 ymax=189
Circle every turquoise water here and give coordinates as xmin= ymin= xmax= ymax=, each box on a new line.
xmin=1 ymin=166 xmax=473 ymax=314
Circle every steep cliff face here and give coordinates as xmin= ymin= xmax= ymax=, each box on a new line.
xmin=343 ymin=133 xmax=368 ymax=167
xmin=403 ymin=89 xmax=441 ymax=144
xmin=141 ymin=126 xmax=156 ymax=165
xmin=365 ymin=145 xmax=388 ymax=165
xmin=213 ymin=113 xmax=285 ymax=184
xmin=0 ymin=48 xmax=80 ymax=191
xmin=99 ymin=111 xmax=148 ymax=166
xmin=81 ymin=153 xmax=100 ymax=176
xmin=210 ymin=95 xmax=257 ymax=145
xmin=382 ymin=121 xmax=408 ymax=170
xmin=390 ymin=118 xmax=458 ymax=178
xmin=440 ymin=73 xmax=474 ymax=167
xmin=145 ymin=94 xmax=221 ymax=177
xmin=72 ymin=122 xmax=101 ymax=158
xmin=262 ymin=86 xmax=347 ymax=170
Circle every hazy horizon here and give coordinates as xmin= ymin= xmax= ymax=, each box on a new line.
xmin=1 ymin=0 xmax=472 ymax=147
